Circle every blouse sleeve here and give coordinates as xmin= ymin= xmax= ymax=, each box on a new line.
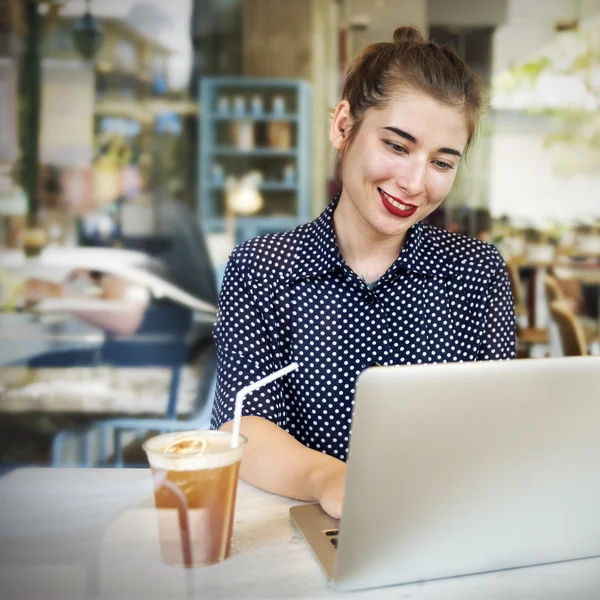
xmin=477 ymin=250 xmax=517 ymax=360
xmin=210 ymin=249 xmax=288 ymax=430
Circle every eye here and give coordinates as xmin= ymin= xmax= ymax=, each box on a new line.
xmin=433 ymin=160 xmax=454 ymax=171
xmin=384 ymin=141 xmax=407 ymax=155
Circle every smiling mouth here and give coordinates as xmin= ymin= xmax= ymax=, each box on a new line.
xmin=378 ymin=188 xmax=417 ymax=211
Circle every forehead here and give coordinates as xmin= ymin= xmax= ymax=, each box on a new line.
xmin=366 ymin=90 xmax=469 ymax=150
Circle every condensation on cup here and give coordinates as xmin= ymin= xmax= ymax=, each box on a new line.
xmin=143 ymin=430 xmax=247 ymax=568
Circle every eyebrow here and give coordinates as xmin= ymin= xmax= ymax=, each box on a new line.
xmin=383 ymin=126 xmax=462 ymax=158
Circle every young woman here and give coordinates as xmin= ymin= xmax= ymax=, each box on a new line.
xmin=211 ymin=27 xmax=516 ymax=518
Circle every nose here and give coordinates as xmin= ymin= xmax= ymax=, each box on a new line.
xmin=397 ymin=158 xmax=425 ymax=197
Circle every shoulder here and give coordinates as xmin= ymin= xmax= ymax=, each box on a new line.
xmin=227 ymin=222 xmax=312 ymax=282
xmin=420 ymin=223 xmax=504 ymax=277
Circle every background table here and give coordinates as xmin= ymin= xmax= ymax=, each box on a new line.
xmin=0 ymin=468 xmax=599 ymax=599
xmin=0 ymin=312 xmax=104 ymax=368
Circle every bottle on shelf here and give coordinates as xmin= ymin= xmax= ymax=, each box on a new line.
xmin=250 ymin=95 xmax=264 ymax=117
xmin=282 ymin=164 xmax=296 ymax=185
xmin=231 ymin=120 xmax=255 ymax=150
xmin=232 ymin=96 xmax=246 ymax=116
xmin=267 ymin=121 xmax=292 ymax=150
xmin=272 ymin=95 xmax=286 ymax=116
xmin=217 ymin=96 xmax=230 ymax=115
xmin=212 ymin=164 xmax=225 ymax=185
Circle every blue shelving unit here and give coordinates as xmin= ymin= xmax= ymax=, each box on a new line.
xmin=198 ymin=77 xmax=312 ymax=244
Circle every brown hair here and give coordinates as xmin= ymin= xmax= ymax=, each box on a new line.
xmin=334 ymin=26 xmax=486 ymax=186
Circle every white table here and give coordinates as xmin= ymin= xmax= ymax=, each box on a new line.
xmin=0 ymin=468 xmax=599 ymax=599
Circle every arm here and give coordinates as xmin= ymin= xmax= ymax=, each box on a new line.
xmin=69 ymin=273 xmax=148 ymax=336
xmin=22 ymin=271 xmax=148 ymax=336
xmin=478 ymin=250 xmax=517 ymax=360
xmin=220 ymin=416 xmax=346 ymax=518
xmin=211 ymin=250 xmax=346 ymax=518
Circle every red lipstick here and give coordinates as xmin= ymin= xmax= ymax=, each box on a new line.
xmin=378 ymin=188 xmax=418 ymax=218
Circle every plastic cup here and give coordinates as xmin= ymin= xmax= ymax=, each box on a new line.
xmin=143 ymin=430 xmax=247 ymax=568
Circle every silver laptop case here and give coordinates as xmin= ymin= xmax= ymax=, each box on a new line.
xmin=293 ymin=356 xmax=600 ymax=591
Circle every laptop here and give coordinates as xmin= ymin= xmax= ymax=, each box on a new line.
xmin=289 ymin=356 xmax=600 ymax=591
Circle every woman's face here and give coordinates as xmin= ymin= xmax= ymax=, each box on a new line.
xmin=330 ymin=90 xmax=469 ymax=240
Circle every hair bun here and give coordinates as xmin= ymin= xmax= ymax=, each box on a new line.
xmin=393 ymin=26 xmax=425 ymax=44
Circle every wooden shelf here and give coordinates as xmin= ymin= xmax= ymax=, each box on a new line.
xmin=198 ymin=78 xmax=312 ymax=245
xmin=212 ymin=147 xmax=297 ymax=157
xmin=209 ymin=113 xmax=299 ymax=122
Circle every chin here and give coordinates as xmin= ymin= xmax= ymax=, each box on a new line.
xmin=374 ymin=219 xmax=413 ymax=238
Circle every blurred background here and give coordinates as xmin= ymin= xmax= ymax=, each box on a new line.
xmin=0 ymin=0 xmax=599 ymax=467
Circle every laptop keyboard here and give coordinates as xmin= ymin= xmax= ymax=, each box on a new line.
xmin=324 ymin=528 xmax=339 ymax=549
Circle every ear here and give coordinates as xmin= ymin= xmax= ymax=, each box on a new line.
xmin=329 ymin=100 xmax=352 ymax=151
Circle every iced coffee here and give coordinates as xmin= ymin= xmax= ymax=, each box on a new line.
xmin=143 ymin=430 xmax=246 ymax=567
xmin=21 ymin=226 xmax=47 ymax=257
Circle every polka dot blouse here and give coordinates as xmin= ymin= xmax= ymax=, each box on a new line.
xmin=210 ymin=196 xmax=516 ymax=460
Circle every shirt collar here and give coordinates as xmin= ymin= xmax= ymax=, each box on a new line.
xmin=394 ymin=220 xmax=458 ymax=279
xmin=286 ymin=195 xmax=458 ymax=284
xmin=286 ymin=195 xmax=344 ymax=282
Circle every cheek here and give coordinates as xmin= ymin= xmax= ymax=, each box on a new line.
xmin=358 ymin=146 xmax=396 ymax=182
xmin=428 ymin=172 xmax=457 ymax=203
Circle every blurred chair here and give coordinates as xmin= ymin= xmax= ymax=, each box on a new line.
xmin=51 ymin=263 xmax=226 ymax=467
xmin=506 ymin=260 xmax=549 ymax=357
xmin=548 ymin=300 xmax=588 ymax=357
xmin=50 ymin=301 xmax=195 ymax=466
xmin=543 ymin=273 xmax=565 ymax=305
xmin=50 ymin=204 xmax=221 ymax=467
xmin=87 ymin=344 xmax=216 ymax=468
xmin=544 ymin=273 xmax=600 ymax=351
xmin=543 ymin=273 xmax=567 ymax=357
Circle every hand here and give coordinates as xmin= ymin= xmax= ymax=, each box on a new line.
xmin=98 ymin=274 xmax=128 ymax=300
xmin=22 ymin=278 xmax=62 ymax=305
xmin=66 ymin=270 xmax=126 ymax=301
xmin=312 ymin=460 xmax=347 ymax=519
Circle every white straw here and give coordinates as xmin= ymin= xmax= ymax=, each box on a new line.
xmin=231 ymin=362 xmax=299 ymax=447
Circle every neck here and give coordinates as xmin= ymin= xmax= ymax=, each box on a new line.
xmin=332 ymin=193 xmax=407 ymax=281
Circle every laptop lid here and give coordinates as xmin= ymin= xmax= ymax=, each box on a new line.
xmin=293 ymin=356 xmax=600 ymax=592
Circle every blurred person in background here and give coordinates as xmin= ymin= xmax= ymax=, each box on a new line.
xmin=211 ymin=27 xmax=516 ymax=518
xmin=16 ymin=196 xmax=218 ymax=344
xmin=12 ymin=194 xmax=218 ymax=368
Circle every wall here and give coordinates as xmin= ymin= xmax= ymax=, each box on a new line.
xmin=242 ymin=0 xmax=339 ymax=214
xmin=242 ymin=0 xmax=312 ymax=79
xmin=311 ymin=0 xmax=340 ymax=215
xmin=489 ymin=112 xmax=600 ymax=226
xmin=493 ymin=0 xmax=600 ymax=75
xmin=489 ymin=0 xmax=600 ymax=225
xmin=0 ymin=58 xmax=18 ymax=163
xmin=40 ymin=61 xmax=95 ymax=167
xmin=347 ymin=0 xmax=427 ymax=57
xmin=428 ymin=0 xmax=507 ymax=27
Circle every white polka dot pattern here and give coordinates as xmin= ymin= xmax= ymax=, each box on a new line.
xmin=210 ymin=196 xmax=516 ymax=460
